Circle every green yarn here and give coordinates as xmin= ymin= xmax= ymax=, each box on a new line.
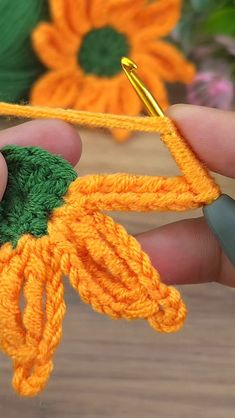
xmin=78 ymin=26 xmax=129 ymax=77
xmin=0 ymin=146 xmax=77 ymax=247
xmin=0 ymin=0 xmax=49 ymax=103
xmin=0 ymin=5 xmax=130 ymax=99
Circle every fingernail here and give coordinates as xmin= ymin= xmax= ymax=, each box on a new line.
xmin=167 ymin=104 xmax=197 ymax=121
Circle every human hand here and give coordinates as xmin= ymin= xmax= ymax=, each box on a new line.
xmin=1 ymin=106 xmax=234 ymax=289
xmin=138 ymin=104 xmax=235 ymax=288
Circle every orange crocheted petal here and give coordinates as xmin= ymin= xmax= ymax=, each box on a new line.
xmin=74 ymin=77 xmax=108 ymax=112
xmin=74 ymin=75 xmax=141 ymax=140
xmin=63 ymin=174 xmax=215 ymax=215
xmin=49 ymin=0 xmax=89 ymax=35
xmin=109 ymin=129 xmax=130 ymax=142
xmin=88 ymin=0 xmax=109 ymax=27
xmin=108 ymin=0 xmax=144 ymax=8
xmin=135 ymin=0 xmax=181 ymax=38
xmin=0 ymin=235 xmax=65 ymax=397
xmin=49 ymin=0 xmax=119 ymax=33
xmin=32 ymin=23 xmax=78 ymax=70
xmin=142 ymin=41 xmax=196 ymax=83
xmin=0 ymin=246 xmax=25 ymax=359
xmin=107 ymin=75 xmax=142 ymax=141
xmin=31 ymin=69 xmax=82 ymax=108
xmin=48 ymin=207 xmax=187 ymax=333
xmin=67 ymin=0 xmax=93 ymax=34
xmin=135 ymin=61 xmax=169 ymax=110
xmin=66 ymin=174 xmax=190 ymax=198
xmin=107 ymin=75 xmax=142 ymax=116
xmin=107 ymin=1 xmax=142 ymax=36
xmin=108 ymin=0 xmax=180 ymax=39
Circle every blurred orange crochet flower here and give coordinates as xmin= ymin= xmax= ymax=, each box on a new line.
xmin=31 ymin=0 xmax=195 ymax=140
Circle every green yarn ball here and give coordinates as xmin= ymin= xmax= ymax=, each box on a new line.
xmin=0 ymin=146 xmax=77 ymax=247
xmin=0 ymin=0 xmax=49 ymax=103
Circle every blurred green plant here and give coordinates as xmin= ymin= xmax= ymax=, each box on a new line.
xmin=173 ymin=0 xmax=235 ymax=54
xmin=171 ymin=0 xmax=235 ymax=109
xmin=203 ymin=2 xmax=235 ymax=35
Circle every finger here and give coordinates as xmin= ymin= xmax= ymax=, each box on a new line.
xmin=168 ymin=104 xmax=235 ymax=178
xmin=137 ymin=218 xmax=235 ymax=287
xmin=0 ymin=153 xmax=7 ymax=200
xmin=0 ymin=119 xmax=82 ymax=166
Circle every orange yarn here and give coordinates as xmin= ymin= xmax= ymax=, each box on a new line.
xmin=0 ymin=102 xmax=220 ymax=204
xmin=30 ymin=0 xmax=195 ymax=140
xmin=0 ymin=102 xmax=220 ymax=397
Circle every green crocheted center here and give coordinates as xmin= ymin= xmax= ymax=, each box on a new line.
xmin=78 ymin=26 xmax=129 ymax=77
xmin=0 ymin=146 xmax=77 ymax=247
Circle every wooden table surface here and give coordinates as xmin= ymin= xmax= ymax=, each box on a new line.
xmin=0 ymin=122 xmax=235 ymax=418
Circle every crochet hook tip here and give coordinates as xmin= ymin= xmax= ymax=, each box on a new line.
xmin=121 ymin=57 xmax=165 ymax=118
xmin=121 ymin=57 xmax=137 ymax=72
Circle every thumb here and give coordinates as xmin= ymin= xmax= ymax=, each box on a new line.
xmin=0 ymin=153 xmax=8 ymax=200
xmin=167 ymin=104 xmax=235 ymax=178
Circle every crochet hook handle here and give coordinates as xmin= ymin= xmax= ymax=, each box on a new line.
xmin=121 ymin=57 xmax=164 ymax=117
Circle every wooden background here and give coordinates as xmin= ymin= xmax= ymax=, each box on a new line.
xmin=0 ymin=119 xmax=235 ymax=418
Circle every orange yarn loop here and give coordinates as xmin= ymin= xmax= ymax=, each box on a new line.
xmin=0 ymin=102 xmax=220 ymax=397
xmin=0 ymin=102 xmax=220 ymax=206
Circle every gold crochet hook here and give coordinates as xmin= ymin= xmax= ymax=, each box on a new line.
xmin=122 ymin=59 xmax=235 ymax=268
xmin=121 ymin=57 xmax=165 ymax=117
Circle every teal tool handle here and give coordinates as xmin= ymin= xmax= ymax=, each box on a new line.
xmin=203 ymin=194 xmax=235 ymax=267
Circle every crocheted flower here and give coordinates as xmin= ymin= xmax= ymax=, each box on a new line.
xmin=0 ymin=113 xmax=220 ymax=396
xmin=31 ymin=0 xmax=195 ymax=140
xmin=0 ymin=91 xmax=222 ymax=396
xmin=0 ymin=145 xmax=188 ymax=397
